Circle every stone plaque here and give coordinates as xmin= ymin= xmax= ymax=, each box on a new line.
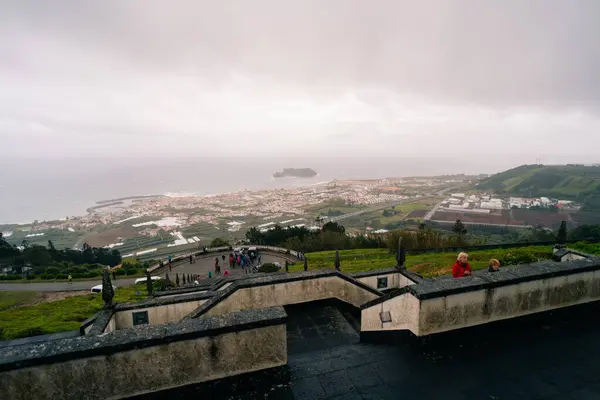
xmin=380 ymin=311 xmax=392 ymax=323
xmin=132 ymin=311 xmax=149 ymax=326
xmin=377 ymin=277 xmax=388 ymax=289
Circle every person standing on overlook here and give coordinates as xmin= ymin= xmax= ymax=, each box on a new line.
xmin=452 ymin=252 xmax=472 ymax=278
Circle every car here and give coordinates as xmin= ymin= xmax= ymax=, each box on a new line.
xmin=90 ymin=284 xmax=116 ymax=293
xmin=134 ymin=276 xmax=162 ymax=285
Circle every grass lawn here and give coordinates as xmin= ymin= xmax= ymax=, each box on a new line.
xmin=0 ymin=285 xmax=148 ymax=341
xmin=0 ymin=291 xmax=39 ymax=311
xmin=289 ymin=245 xmax=556 ymax=277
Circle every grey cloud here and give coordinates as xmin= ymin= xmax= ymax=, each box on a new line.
xmin=1 ymin=0 xmax=600 ymax=158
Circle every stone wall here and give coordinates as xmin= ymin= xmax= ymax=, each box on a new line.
xmin=114 ymin=299 xmax=208 ymax=330
xmin=0 ymin=308 xmax=287 ymax=400
xmin=418 ymin=268 xmax=600 ymax=335
xmin=361 ymin=289 xmax=420 ymax=334
xmin=195 ymin=271 xmax=382 ymax=318
xmin=361 ymin=257 xmax=600 ymax=337
xmin=353 ymin=269 xmax=417 ymax=291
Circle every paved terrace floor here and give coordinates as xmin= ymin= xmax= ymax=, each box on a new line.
xmin=135 ymin=300 xmax=600 ymax=400
xmin=0 ymin=251 xmax=293 ymax=291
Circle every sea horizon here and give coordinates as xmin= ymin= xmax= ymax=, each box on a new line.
xmin=1 ymin=154 xmax=585 ymax=225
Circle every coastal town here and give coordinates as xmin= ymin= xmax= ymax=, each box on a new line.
xmin=0 ymin=176 xmax=469 ymax=258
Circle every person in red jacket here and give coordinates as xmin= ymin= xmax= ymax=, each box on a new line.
xmin=452 ymin=252 xmax=472 ymax=278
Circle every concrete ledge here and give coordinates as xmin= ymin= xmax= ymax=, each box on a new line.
xmin=79 ymin=314 xmax=98 ymax=335
xmin=185 ymin=269 xmax=383 ymax=319
xmin=351 ymin=268 xmax=399 ymax=279
xmin=0 ymin=307 xmax=287 ymax=373
xmin=115 ymin=290 xmax=216 ymax=312
xmin=360 ymin=287 xmax=411 ymax=310
xmin=0 ymin=331 xmax=80 ymax=349
xmin=87 ymin=309 xmax=114 ymax=336
xmin=411 ymin=257 xmax=600 ymax=300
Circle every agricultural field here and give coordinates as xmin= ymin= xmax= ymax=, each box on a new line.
xmin=4 ymin=228 xmax=83 ymax=249
xmin=287 ymin=243 xmax=597 ymax=277
xmin=303 ymin=199 xmax=365 ymax=216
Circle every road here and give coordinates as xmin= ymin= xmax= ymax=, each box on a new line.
xmin=327 ymin=197 xmax=424 ymax=222
xmin=424 ymin=185 xmax=468 ymax=221
xmin=0 ymin=251 xmax=294 ymax=292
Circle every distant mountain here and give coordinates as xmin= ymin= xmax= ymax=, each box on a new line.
xmin=476 ymin=164 xmax=600 ymax=210
xmin=273 ymin=168 xmax=317 ymax=178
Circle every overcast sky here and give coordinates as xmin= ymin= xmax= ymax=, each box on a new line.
xmin=1 ymin=0 xmax=600 ymax=160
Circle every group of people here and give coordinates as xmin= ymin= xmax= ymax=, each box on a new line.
xmin=452 ymin=252 xmax=501 ymax=278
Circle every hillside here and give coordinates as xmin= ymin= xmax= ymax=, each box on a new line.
xmin=476 ymin=164 xmax=600 ymax=209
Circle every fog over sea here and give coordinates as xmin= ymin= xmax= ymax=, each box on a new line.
xmin=0 ymin=155 xmax=578 ymax=225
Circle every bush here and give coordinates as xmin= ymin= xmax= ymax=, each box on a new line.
xmin=40 ymin=273 xmax=55 ymax=280
xmin=116 ymin=268 xmax=127 ymax=276
xmin=56 ymin=274 xmax=68 ymax=280
xmin=257 ymin=263 xmax=280 ymax=273
xmin=85 ymin=271 xmax=100 ymax=278
xmin=46 ymin=267 xmax=60 ymax=276
xmin=153 ymin=280 xmax=166 ymax=292
xmin=125 ymin=268 xmax=139 ymax=276
xmin=26 ymin=274 xmax=36 ymax=280
xmin=0 ymin=274 xmax=21 ymax=281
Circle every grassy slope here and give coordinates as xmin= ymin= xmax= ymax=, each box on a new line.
xmin=476 ymin=164 xmax=600 ymax=200
xmin=289 ymin=245 xmax=588 ymax=277
xmin=0 ymin=286 xmax=147 ymax=340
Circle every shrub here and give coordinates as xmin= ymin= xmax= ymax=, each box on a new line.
xmin=126 ymin=268 xmax=139 ymax=276
xmin=40 ymin=273 xmax=55 ymax=280
xmin=257 ymin=263 xmax=280 ymax=273
xmin=56 ymin=274 xmax=68 ymax=280
xmin=26 ymin=274 xmax=36 ymax=280
xmin=116 ymin=268 xmax=127 ymax=276
xmin=153 ymin=280 xmax=166 ymax=292
xmin=46 ymin=267 xmax=60 ymax=276
xmin=85 ymin=271 xmax=100 ymax=278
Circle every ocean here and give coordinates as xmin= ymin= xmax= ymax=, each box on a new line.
xmin=0 ymin=155 xmax=522 ymax=225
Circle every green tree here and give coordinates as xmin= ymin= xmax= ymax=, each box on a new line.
xmin=557 ymin=220 xmax=568 ymax=244
xmin=322 ymin=221 xmax=345 ymax=234
xmin=210 ymin=237 xmax=230 ymax=247
xmin=452 ymin=219 xmax=468 ymax=245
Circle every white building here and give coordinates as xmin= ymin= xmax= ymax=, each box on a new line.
xmin=451 ymin=193 xmax=466 ymax=198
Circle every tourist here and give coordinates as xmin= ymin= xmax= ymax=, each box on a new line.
xmin=168 ymin=255 xmax=172 ymax=263
xmin=229 ymin=253 xmax=234 ymax=268
xmin=222 ymin=254 xmax=226 ymax=263
xmin=68 ymin=274 xmax=72 ymax=284
xmin=258 ymin=255 xmax=262 ymax=265
xmin=189 ymin=254 xmax=193 ymax=264
xmin=488 ymin=259 xmax=500 ymax=272
xmin=223 ymin=269 xmax=230 ymax=277
xmin=452 ymin=252 xmax=472 ymax=278
xmin=168 ymin=261 xmax=172 ymax=272
xmin=208 ymin=271 xmax=212 ymax=279
xmin=237 ymin=254 xmax=241 ymax=267
xmin=112 ymin=271 xmax=116 ymax=280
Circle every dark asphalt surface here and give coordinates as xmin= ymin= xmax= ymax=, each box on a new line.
xmin=137 ymin=300 xmax=600 ymax=399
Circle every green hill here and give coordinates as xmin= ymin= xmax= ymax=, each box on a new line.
xmin=476 ymin=164 xmax=600 ymax=209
